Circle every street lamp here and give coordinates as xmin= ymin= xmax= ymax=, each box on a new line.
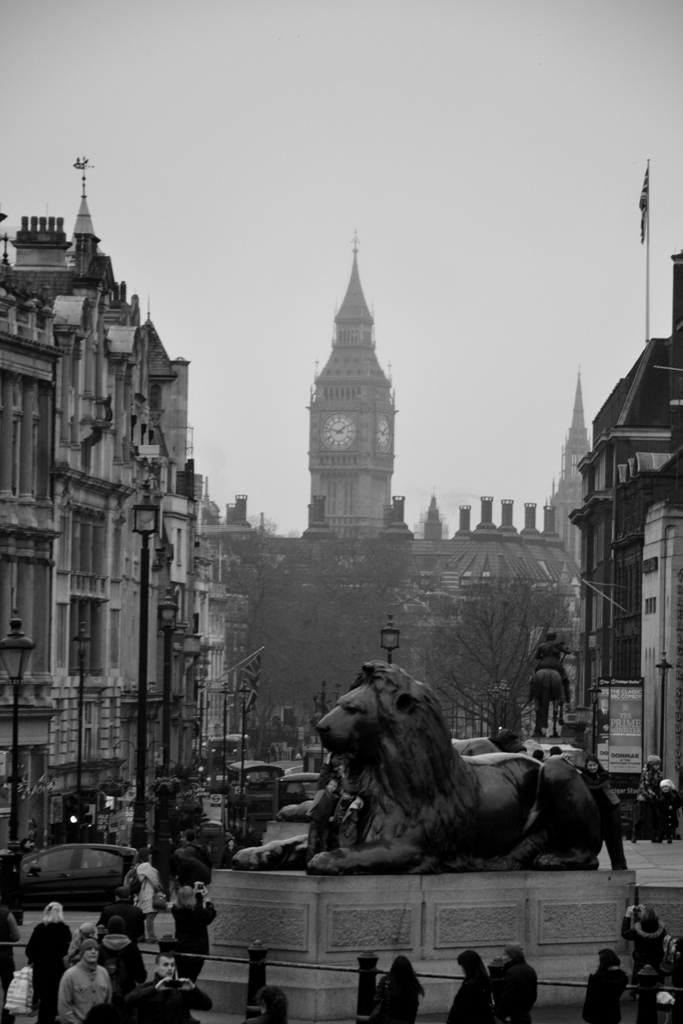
xmin=587 ymin=683 xmax=602 ymax=753
xmin=73 ymin=623 xmax=90 ymax=838
xmin=0 ymin=614 xmax=35 ymax=845
xmin=380 ymin=614 xmax=400 ymax=664
xmin=131 ymin=493 xmax=159 ymax=848
xmin=156 ymin=587 xmax=178 ymax=888
xmin=656 ymin=653 xmax=672 ymax=769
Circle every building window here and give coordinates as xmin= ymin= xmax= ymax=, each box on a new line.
xmin=110 ymin=609 xmax=120 ymax=669
xmin=58 ymin=514 xmax=70 ymax=570
xmin=645 ymin=596 xmax=657 ymax=615
xmin=112 ymin=523 xmax=122 ymax=579
xmin=83 ymin=701 xmax=99 ymax=760
xmin=56 ymin=605 xmax=69 ymax=668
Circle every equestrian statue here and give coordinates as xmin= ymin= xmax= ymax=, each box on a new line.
xmin=529 ymin=632 xmax=571 ymax=737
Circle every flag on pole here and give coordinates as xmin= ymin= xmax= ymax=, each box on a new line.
xmin=241 ymin=651 xmax=261 ymax=712
xmin=640 ymin=164 xmax=649 ymax=244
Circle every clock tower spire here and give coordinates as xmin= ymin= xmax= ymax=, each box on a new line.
xmin=309 ymin=241 xmax=395 ymax=536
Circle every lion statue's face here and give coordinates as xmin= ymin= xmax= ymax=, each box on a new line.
xmin=316 ymin=684 xmax=381 ymax=757
xmin=316 ymin=661 xmax=426 ymax=760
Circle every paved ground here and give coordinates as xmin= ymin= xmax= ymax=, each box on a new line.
xmin=11 ymin=841 xmax=682 ymax=1024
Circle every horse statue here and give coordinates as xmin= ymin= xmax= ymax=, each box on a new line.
xmin=529 ymin=632 xmax=571 ymax=737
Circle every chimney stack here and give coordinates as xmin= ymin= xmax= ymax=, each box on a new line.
xmin=543 ymin=505 xmax=556 ymax=533
xmin=523 ymin=503 xmax=538 ymax=532
xmin=501 ymin=500 xmax=513 ymax=527
xmin=458 ymin=505 xmax=471 ymax=534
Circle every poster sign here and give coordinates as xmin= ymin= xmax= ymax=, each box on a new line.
xmin=597 ymin=678 xmax=643 ymax=774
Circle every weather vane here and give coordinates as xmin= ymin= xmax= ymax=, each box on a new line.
xmin=73 ymin=157 xmax=94 ymax=199
xmin=352 ymin=229 xmax=359 ymax=255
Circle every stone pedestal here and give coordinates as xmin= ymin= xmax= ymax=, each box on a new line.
xmin=203 ymin=868 xmax=635 ymax=1019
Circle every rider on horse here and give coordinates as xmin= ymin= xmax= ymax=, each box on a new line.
xmin=531 ymin=632 xmax=571 ymax=702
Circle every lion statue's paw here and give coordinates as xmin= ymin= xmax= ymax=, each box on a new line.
xmin=307 ymin=850 xmax=345 ymax=875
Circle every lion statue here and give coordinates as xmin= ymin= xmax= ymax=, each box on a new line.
xmin=232 ymin=661 xmax=601 ymax=874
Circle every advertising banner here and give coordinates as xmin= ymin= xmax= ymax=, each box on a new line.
xmin=597 ymin=678 xmax=643 ymax=774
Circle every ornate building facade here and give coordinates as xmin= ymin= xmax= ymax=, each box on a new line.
xmin=309 ymin=247 xmax=395 ymax=536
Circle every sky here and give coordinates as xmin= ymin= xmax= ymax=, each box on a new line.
xmin=3 ymin=0 xmax=683 ymax=536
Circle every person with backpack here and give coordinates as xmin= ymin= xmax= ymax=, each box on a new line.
xmin=98 ymin=889 xmax=144 ymax=944
xmin=98 ymin=918 xmax=145 ymax=1024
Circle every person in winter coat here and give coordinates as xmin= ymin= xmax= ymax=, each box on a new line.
xmin=0 ymin=893 xmax=20 ymax=1024
xmin=58 ymin=940 xmax=111 ymax=1024
xmin=124 ymin=953 xmax=211 ymax=1024
xmin=98 ymin=888 xmax=144 ymax=944
xmin=582 ymin=948 xmax=628 ymax=1024
xmin=171 ymin=885 xmax=217 ymax=986
xmin=621 ymin=904 xmax=667 ymax=983
xmin=446 ymin=949 xmax=494 ymax=1024
xmin=633 ymin=755 xmax=663 ymax=841
xmin=25 ymin=902 xmax=72 ymax=1024
xmin=238 ymin=986 xmax=287 ymax=1024
xmin=578 ymin=754 xmax=628 ymax=869
xmin=64 ymin=923 xmax=99 ymax=970
xmin=169 ymin=853 xmax=211 ymax=894
xmin=659 ymin=780 xmax=682 ymax=843
xmin=134 ymin=847 xmax=163 ymax=944
xmin=495 ymin=944 xmax=538 ymax=1024
xmin=98 ymin=917 xmax=146 ymax=1024
xmin=370 ymin=955 xmax=423 ymax=1024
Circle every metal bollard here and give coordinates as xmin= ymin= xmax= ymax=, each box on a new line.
xmin=356 ymin=950 xmax=379 ymax=1024
xmin=246 ymin=940 xmax=268 ymax=1019
xmin=488 ymin=956 xmax=506 ymax=1009
xmin=636 ymin=964 xmax=659 ymax=1024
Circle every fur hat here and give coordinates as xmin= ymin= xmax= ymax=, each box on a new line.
xmin=647 ymin=755 xmax=662 ymax=766
xmin=661 ymin=779 xmax=675 ymax=790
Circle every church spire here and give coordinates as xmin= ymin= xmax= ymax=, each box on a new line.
xmin=335 ymin=236 xmax=373 ymax=328
xmin=571 ymin=370 xmax=585 ymax=432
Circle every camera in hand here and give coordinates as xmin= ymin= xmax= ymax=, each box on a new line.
xmin=166 ymin=979 xmax=184 ymax=989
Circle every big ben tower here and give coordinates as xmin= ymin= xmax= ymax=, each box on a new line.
xmin=309 ymin=239 xmax=395 ymax=536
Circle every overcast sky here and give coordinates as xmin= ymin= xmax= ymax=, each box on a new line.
xmin=3 ymin=1 xmax=683 ymax=535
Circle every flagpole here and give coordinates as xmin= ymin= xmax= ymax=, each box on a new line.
xmin=239 ymin=684 xmax=247 ymax=839
xmin=646 ymin=158 xmax=650 ymax=343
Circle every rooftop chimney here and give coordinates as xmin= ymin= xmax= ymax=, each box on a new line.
xmin=522 ymin=503 xmax=538 ymax=534
xmin=12 ymin=213 xmax=70 ymax=270
xmin=303 ymin=495 xmax=334 ymax=540
xmin=476 ymin=496 xmax=496 ymax=532
xmin=457 ymin=505 xmax=472 ymax=535
xmin=501 ymin=500 xmax=513 ymax=527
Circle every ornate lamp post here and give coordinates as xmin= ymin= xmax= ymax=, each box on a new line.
xmin=656 ymin=653 xmax=672 ymax=767
xmin=156 ymin=587 xmax=178 ymax=888
xmin=0 ymin=613 xmax=35 ymax=923
xmin=131 ymin=493 xmax=159 ymax=848
xmin=587 ymin=683 xmax=602 ymax=754
xmin=380 ymin=614 xmax=400 ymax=664
xmin=73 ymin=623 xmax=90 ymax=837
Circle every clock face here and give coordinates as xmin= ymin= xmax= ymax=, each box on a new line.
xmin=376 ymin=414 xmax=391 ymax=452
xmin=321 ymin=413 xmax=356 ymax=450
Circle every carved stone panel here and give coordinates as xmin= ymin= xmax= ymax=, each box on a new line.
xmin=435 ymin=903 xmax=519 ymax=948
xmin=213 ymin=899 xmax=309 ymax=950
xmin=539 ymin=901 xmax=616 ymax=944
xmin=327 ymin=906 xmax=413 ymax=951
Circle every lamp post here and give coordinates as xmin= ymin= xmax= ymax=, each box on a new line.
xmin=499 ymin=681 xmax=510 ymax=731
xmin=73 ymin=623 xmax=90 ymax=838
xmin=380 ymin=614 xmax=400 ymax=664
xmin=656 ymin=653 xmax=673 ymax=768
xmin=0 ymin=613 xmax=35 ymax=923
xmin=131 ymin=493 xmax=159 ymax=849
xmin=587 ymin=683 xmax=602 ymax=754
xmin=156 ymin=588 xmax=178 ymax=889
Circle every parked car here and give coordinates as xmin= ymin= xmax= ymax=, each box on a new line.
xmin=20 ymin=843 xmax=136 ymax=908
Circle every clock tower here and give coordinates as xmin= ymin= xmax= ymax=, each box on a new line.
xmin=309 ymin=243 xmax=395 ymax=536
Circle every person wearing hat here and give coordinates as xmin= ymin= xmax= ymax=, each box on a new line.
xmin=124 ymin=950 xmax=211 ymax=1024
xmin=632 ymin=755 xmax=663 ymax=842
xmin=658 ymin=779 xmax=682 ymax=843
xmin=495 ymin=944 xmax=537 ymax=1024
xmin=98 ymin=887 xmax=145 ymax=944
xmin=57 ymin=939 xmax=111 ymax=1024
xmin=578 ymin=753 xmax=627 ymax=870
xmin=98 ymin=916 xmax=146 ymax=1022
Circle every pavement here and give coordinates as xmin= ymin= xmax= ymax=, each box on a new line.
xmin=10 ymin=841 xmax=683 ymax=1024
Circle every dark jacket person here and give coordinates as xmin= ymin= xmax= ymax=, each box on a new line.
xmin=582 ymin=948 xmax=628 ymax=1024
xmin=97 ymin=888 xmax=145 ymax=944
xmin=495 ymin=944 xmax=537 ymax=1024
xmin=621 ymin=904 xmax=667 ymax=982
xmin=124 ymin=953 xmax=211 ymax=1024
xmin=447 ymin=949 xmax=494 ymax=1024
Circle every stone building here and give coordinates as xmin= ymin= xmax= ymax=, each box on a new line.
xmin=6 ymin=196 xmax=202 ymax=844
xmin=309 ymin=247 xmax=395 ymax=536
xmin=0 ymin=263 xmax=61 ymax=840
